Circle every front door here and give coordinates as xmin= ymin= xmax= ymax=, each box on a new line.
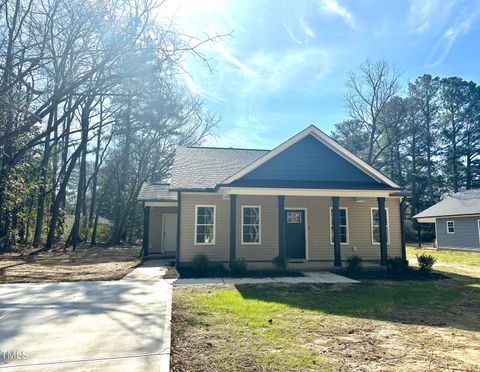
xmin=162 ymin=214 xmax=177 ymax=253
xmin=285 ymin=210 xmax=306 ymax=259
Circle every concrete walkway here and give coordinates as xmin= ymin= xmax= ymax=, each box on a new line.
xmin=0 ymin=260 xmax=172 ymax=372
xmin=173 ymin=271 xmax=358 ymax=285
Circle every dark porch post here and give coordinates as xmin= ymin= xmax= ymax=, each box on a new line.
xmin=175 ymin=192 xmax=182 ymax=268
xmin=278 ymin=195 xmax=286 ymax=258
xmin=377 ymin=197 xmax=388 ymax=266
xmin=332 ymin=196 xmax=342 ymax=267
xmin=142 ymin=203 xmax=150 ymax=258
xmin=400 ymin=198 xmax=407 ymax=261
xmin=229 ymin=194 xmax=237 ymax=263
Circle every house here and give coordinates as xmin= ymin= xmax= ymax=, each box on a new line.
xmin=414 ymin=189 xmax=480 ymax=251
xmin=138 ymin=125 xmax=408 ymax=269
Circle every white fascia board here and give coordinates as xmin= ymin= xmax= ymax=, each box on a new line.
xmin=145 ymin=201 xmax=178 ymax=207
xmin=220 ymin=125 xmax=400 ymax=189
xmin=221 ymin=187 xmax=398 ymax=198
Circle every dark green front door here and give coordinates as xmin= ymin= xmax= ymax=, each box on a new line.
xmin=285 ymin=210 xmax=306 ymax=259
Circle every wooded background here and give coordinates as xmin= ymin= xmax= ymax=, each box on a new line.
xmin=0 ymin=0 xmax=218 ymax=252
xmin=0 ymin=2 xmax=478 ymax=252
xmin=333 ymin=60 xmax=480 ymax=242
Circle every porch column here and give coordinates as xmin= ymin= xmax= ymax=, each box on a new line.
xmin=278 ymin=195 xmax=286 ymax=258
xmin=175 ymin=192 xmax=182 ymax=268
xmin=332 ymin=196 xmax=342 ymax=267
xmin=400 ymin=198 xmax=407 ymax=261
xmin=377 ymin=197 xmax=388 ymax=266
xmin=142 ymin=204 xmax=150 ymax=258
xmin=229 ymin=194 xmax=237 ymax=263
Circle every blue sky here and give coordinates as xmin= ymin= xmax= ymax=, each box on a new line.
xmin=161 ymin=0 xmax=480 ymax=149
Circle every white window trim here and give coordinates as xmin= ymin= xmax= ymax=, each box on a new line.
xmin=478 ymin=220 xmax=480 ymax=244
xmin=241 ymin=205 xmax=261 ymax=245
xmin=446 ymin=220 xmax=455 ymax=234
xmin=329 ymin=207 xmax=349 ymax=245
xmin=370 ymin=207 xmax=390 ymax=245
xmin=194 ymin=205 xmax=216 ymax=245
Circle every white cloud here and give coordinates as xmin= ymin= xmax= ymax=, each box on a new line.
xmin=318 ymin=0 xmax=356 ymax=28
xmin=427 ymin=9 xmax=480 ymax=67
xmin=407 ymin=0 xmax=456 ymax=34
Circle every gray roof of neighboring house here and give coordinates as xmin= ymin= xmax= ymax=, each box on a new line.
xmin=137 ymin=183 xmax=178 ymax=201
xmin=170 ymin=146 xmax=269 ymax=191
xmin=414 ymin=189 xmax=480 ymax=219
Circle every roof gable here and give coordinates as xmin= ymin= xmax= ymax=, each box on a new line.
xmin=221 ymin=125 xmax=400 ymax=189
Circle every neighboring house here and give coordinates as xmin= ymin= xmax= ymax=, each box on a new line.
xmin=414 ymin=189 xmax=480 ymax=251
xmin=138 ymin=125 xmax=408 ymax=268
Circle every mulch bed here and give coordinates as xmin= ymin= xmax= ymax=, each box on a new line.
xmin=175 ymin=266 xmax=305 ymax=279
xmin=334 ymin=268 xmax=449 ymax=281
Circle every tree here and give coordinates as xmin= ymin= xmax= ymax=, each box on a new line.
xmin=345 ymin=59 xmax=401 ymax=166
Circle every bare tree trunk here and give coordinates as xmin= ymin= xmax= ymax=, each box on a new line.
xmin=33 ymin=108 xmax=56 ymax=247
xmin=66 ymin=98 xmax=93 ymax=249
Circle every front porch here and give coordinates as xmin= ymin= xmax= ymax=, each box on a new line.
xmin=175 ymin=189 xmax=407 ymax=268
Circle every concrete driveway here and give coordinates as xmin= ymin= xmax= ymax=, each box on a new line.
xmin=0 ymin=262 xmax=172 ymax=371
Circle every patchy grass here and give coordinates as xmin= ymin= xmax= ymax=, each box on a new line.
xmin=0 ymin=245 xmax=141 ymax=283
xmin=172 ymin=277 xmax=480 ymax=371
xmin=407 ymin=245 xmax=480 ymax=277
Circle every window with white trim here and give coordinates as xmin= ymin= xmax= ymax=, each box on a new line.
xmin=195 ymin=205 xmax=215 ymax=244
xmin=446 ymin=220 xmax=455 ymax=234
xmin=371 ymin=208 xmax=389 ymax=244
xmin=242 ymin=206 xmax=261 ymax=244
xmin=329 ymin=207 xmax=348 ymax=244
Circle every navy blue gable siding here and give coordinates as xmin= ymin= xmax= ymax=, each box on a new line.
xmin=232 ymin=135 xmax=387 ymax=188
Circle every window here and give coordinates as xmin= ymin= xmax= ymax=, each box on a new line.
xmin=242 ymin=206 xmax=261 ymax=244
xmin=195 ymin=205 xmax=215 ymax=244
xmin=287 ymin=211 xmax=302 ymax=223
xmin=371 ymin=208 xmax=389 ymax=244
xmin=329 ymin=207 xmax=349 ymax=244
xmin=446 ymin=220 xmax=455 ymax=234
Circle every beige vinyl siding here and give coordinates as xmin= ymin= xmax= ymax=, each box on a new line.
xmin=179 ymin=193 xmax=403 ymax=263
xmin=335 ymin=197 xmax=402 ymax=260
xmin=285 ymin=196 xmax=402 ymax=261
xmin=236 ymin=195 xmax=278 ymax=261
xmin=148 ymin=206 xmax=177 ymax=253
xmin=180 ymin=193 xmax=230 ymax=262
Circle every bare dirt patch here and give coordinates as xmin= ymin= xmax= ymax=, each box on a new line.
xmin=0 ymin=245 xmax=141 ymax=283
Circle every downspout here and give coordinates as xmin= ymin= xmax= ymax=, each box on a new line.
xmin=400 ymin=197 xmax=407 ymax=261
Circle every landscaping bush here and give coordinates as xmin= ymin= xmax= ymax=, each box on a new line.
xmin=192 ymin=253 xmax=210 ymax=277
xmin=416 ymin=254 xmax=437 ymax=274
xmin=272 ymin=255 xmax=288 ymax=270
xmin=346 ymin=255 xmax=363 ymax=274
xmin=229 ymin=258 xmax=248 ymax=276
xmin=387 ymin=257 xmax=409 ymax=278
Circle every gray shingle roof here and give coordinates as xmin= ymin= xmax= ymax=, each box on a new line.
xmin=138 ymin=183 xmax=177 ymax=201
xmin=170 ymin=147 xmax=269 ymax=190
xmin=414 ymin=189 xmax=480 ymax=219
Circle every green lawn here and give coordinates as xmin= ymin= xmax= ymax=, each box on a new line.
xmin=172 ymin=247 xmax=480 ymax=371
xmin=407 ymin=245 xmax=480 ymax=277
xmin=172 ymin=277 xmax=480 ymax=371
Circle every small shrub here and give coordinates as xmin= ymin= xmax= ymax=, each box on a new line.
xmin=272 ymin=255 xmax=288 ymax=271
xmin=346 ymin=255 xmax=363 ymax=274
xmin=229 ymin=258 xmax=248 ymax=276
xmin=416 ymin=254 xmax=437 ymax=274
xmin=387 ymin=257 xmax=409 ymax=278
xmin=192 ymin=253 xmax=210 ymax=277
